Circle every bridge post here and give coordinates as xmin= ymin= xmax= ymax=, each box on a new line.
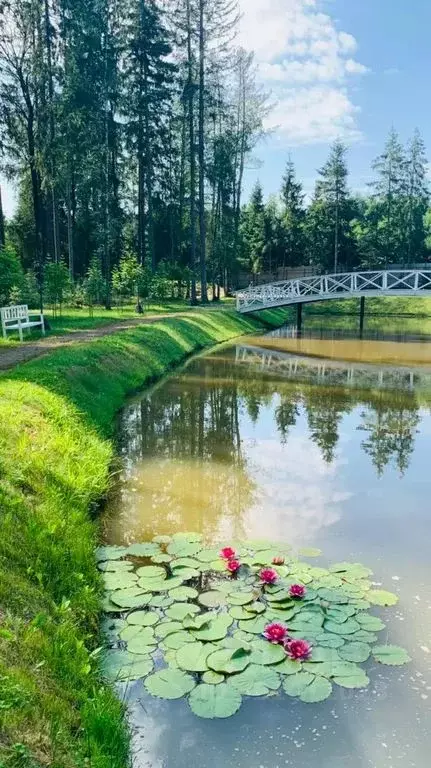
xmin=359 ymin=296 xmax=365 ymax=337
xmin=296 ymin=302 xmax=303 ymax=334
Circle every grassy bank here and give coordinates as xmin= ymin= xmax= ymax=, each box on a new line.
xmin=0 ymin=308 xmax=287 ymax=767
xmin=304 ymin=295 xmax=431 ymax=316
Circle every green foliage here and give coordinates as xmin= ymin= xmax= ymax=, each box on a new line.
xmin=0 ymin=245 xmax=24 ymax=306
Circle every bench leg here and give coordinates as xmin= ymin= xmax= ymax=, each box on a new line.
xmin=18 ymin=319 xmax=23 ymax=342
xmin=41 ymin=316 xmax=45 ymax=336
xmin=1 ymin=322 xmax=6 ymax=339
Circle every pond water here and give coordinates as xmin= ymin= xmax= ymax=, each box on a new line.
xmin=102 ymin=321 xmax=431 ymax=768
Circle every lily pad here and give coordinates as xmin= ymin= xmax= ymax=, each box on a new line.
xmin=136 ymin=565 xmax=166 ymax=580
xmin=276 ymin=658 xmax=302 ymax=675
xmin=127 ymin=611 xmax=159 ymax=627
xmin=244 ymin=601 xmax=266 ymax=615
xmin=367 ymin=590 xmax=399 ymax=607
xmin=238 ymin=616 xmax=267 ymax=634
xmin=202 ymin=671 xmax=224 ymax=684
xmin=169 ymin=586 xmax=198 ymax=601
xmin=229 ymin=664 xmax=280 ymax=696
xmin=98 ymin=560 xmax=134 ymax=572
xmin=149 ymin=595 xmax=174 ymax=608
xmin=198 ymin=591 xmax=228 ymax=608
xmin=170 ymin=567 xmax=200 ymax=580
xmin=298 ymin=547 xmax=322 ymax=558
xmin=138 ymin=576 xmax=184 ymax=592
xmin=283 ymin=671 xmax=315 ymax=697
xmin=227 ymin=592 xmax=255 ymax=606
xmin=356 ymin=614 xmax=385 ymax=632
xmin=162 ymin=631 xmax=196 ymax=650
xmin=126 ymin=629 xmax=157 ymax=654
xmin=229 ymin=606 xmax=254 ymax=621
xmin=167 ymin=540 xmax=202 ymax=558
xmin=165 ymin=603 xmax=200 ymax=621
xmin=331 ymin=662 xmax=370 ymax=689
xmin=372 ymin=645 xmax=411 ymax=666
xmin=188 ymin=683 xmax=242 ymax=719
xmin=145 ymin=668 xmax=195 ymax=699
xmin=127 ymin=542 xmax=160 ymax=557
xmin=249 ymin=639 xmax=286 ymax=666
xmin=207 ymin=647 xmax=251 ymax=674
xmin=300 ymin=676 xmax=332 ymax=703
xmin=155 ymin=621 xmax=183 ymax=639
xmin=96 ymin=545 xmax=128 ymax=562
xmin=102 ymin=650 xmax=153 ymax=681
xmin=324 ymin=618 xmax=360 ymax=635
xmin=176 ymin=642 xmax=216 ymax=672
xmin=191 ymin=614 xmax=232 ymax=642
xmin=196 ymin=549 xmax=220 ymax=562
xmin=338 ymin=642 xmax=370 ymax=663
xmin=110 ymin=591 xmax=151 ymax=609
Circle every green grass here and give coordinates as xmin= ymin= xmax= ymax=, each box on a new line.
xmin=304 ymin=295 xmax=431 ymax=316
xmin=0 ymin=308 xmax=288 ymax=767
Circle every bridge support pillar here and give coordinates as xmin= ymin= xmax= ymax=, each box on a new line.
xmin=296 ymin=302 xmax=303 ymax=334
xmin=359 ymin=296 xmax=365 ymax=337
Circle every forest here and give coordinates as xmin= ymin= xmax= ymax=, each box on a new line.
xmin=0 ymin=0 xmax=430 ymax=311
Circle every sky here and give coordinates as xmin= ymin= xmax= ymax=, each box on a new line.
xmin=1 ymin=0 xmax=431 ymax=217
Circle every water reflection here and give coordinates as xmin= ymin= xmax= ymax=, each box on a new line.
xmin=103 ymin=328 xmax=431 ymax=768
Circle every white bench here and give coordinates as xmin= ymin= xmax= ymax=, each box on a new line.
xmin=1 ymin=305 xmax=45 ymax=341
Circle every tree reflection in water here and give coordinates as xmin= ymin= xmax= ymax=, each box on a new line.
xmin=103 ymin=343 xmax=424 ymax=543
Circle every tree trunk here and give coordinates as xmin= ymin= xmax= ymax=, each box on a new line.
xmin=143 ymin=52 xmax=155 ymax=272
xmin=198 ymin=0 xmax=207 ymax=302
xmin=44 ymin=0 xmax=61 ymax=264
xmin=0 ymin=185 xmax=5 ymax=248
xmin=187 ymin=0 xmax=197 ymax=304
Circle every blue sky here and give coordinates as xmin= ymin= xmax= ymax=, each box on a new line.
xmin=1 ymin=0 xmax=431 ymax=216
xmin=240 ymin=0 xmax=431 ymax=201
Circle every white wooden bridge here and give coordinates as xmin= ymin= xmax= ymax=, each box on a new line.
xmin=236 ymin=270 xmax=431 ymax=314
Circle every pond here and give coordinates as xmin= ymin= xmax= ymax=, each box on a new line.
xmin=102 ymin=320 xmax=431 ymax=768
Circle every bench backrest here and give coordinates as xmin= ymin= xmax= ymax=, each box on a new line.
xmin=0 ymin=305 xmax=29 ymax=323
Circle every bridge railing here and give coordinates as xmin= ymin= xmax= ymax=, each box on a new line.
xmin=236 ymin=270 xmax=431 ymax=313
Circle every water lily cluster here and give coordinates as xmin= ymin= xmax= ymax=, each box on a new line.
xmin=99 ymin=534 xmax=411 ymax=720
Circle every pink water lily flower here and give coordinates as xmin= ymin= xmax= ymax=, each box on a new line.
xmin=226 ymin=559 xmax=241 ymax=573
xmin=259 ymin=568 xmax=278 ymax=585
xmin=263 ymin=622 xmax=288 ymax=644
xmin=285 ymin=638 xmax=312 ymax=661
xmin=220 ymin=547 xmax=236 ymax=560
xmin=289 ymin=584 xmax=307 ymax=599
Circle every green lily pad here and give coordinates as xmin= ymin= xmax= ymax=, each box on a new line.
xmin=324 ymin=618 xmax=360 ymax=635
xmin=314 ymin=633 xmax=345 ymax=649
xmin=318 ymin=588 xmax=349 ymax=604
xmin=196 ymin=549 xmax=220 ymax=562
xmin=145 ymin=668 xmax=195 ymax=699
xmin=155 ymin=621 xmax=183 ymax=639
xmin=198 ymin=591 xmax=228 ymax=608
xmin=191 ymin=614 xmax=232 ymax=642
xmin=136 ymin=565 xmax=166 ymax=580
xmin=202 ymin=671 xmax=224 ymax=684
xmin=207 ymin=647 xmax=251 ymax=674
xmin=138 ymin=576 xmax=184 ymax=593
xmin=169 ymin=586 xmax=198 ymax=601
xmin=338 ymin=642 xmax=370 ymax=663
xmin=183 ymin=612 xmax=213 ymax=630
xmin=238 ymin=616 xmax=267 ymax=634
xmin=127 ymin=543 xmax=160 ymax=557
xmin=167 ymin=540 xmax=202 ymax=558
xmin=170 ymin=567 xmax=200 ymax=580
xmin=188 ymin=683 xmax=242 ymax=719
xmin=244 ymin=601 xmax=266 ymax=614
xmin=149 ymin=595 xmax=174 ymax=608
xmin=172 ymin=557 xmax=201 ymax=568
xmin=329 ymin=562 xmax=372 ymax=578
xmin=372 ymin=645 xmax=411 ymax=666
xmin=229 ymin=664 xmax=280 ymax=696
xmin=126 ymin=629 xmax=156 ymax=654
xmin=276 ymin=658 xmax=302 ymax=675
xmin=283 ymin=671 xmax=315 ymax=697
xmin=227 ymin=592 xmax=255 ymax=606
xmin=367 ymin=590 xmax=399 ymax=607
xmin=356 ymin=614 xmax=385 ymax=632
xmin=101 ymin=650 xmax=153 ymax=681
xmin=127 ymin=611 xmax=159 ymax=627
xmin=103 ymin=573 xmax=138 ymax=590
xmin=229 ymin=606 xmax=254 ymax=621
xmin=101 ymin=597 xmax=128 ymax=613
xmin=249 ymin=639 xmax=286 ymax=666
xmin=96 ymin=545 xmax=128 ymax=562
xmin=162 ymin=631 xmax=196 ymax=650
xmin=300 ymin=675 xmax=332 ymax=702
xmin=110 ymin=591 xmax=151 ymax=609
xmin=176 ymin=642 xmax=216 ymax=672
xmin=331 ymin=662 xmax=370 ymax=688
xmin=298 ymin=547 xmax=322 ymax=558
xmin=165 ymin=603 xmax=200 ymax=621
xmin=120 ymin=624 xmax=152 ymax=642
xmin=98 ymin=560 xmax=134 ymax=572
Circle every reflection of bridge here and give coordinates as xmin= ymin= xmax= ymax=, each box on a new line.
xmin=235 ymin=344 xmax=428 ymax=392
xmin=236 ymin=270 xmax=431 ymax=314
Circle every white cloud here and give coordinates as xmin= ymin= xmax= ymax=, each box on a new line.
xmin=238 ymin=0 xmax=368 ymax=146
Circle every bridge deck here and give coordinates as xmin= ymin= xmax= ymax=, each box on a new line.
xmin=236 ymin=270 xmax=431 ymax=313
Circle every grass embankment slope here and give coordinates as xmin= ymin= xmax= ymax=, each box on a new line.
xmin=0 ymin=308 xmax=287 ymax=768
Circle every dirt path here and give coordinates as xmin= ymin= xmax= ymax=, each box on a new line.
xmin=0 ymin=310 xmax=211 ymax=372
